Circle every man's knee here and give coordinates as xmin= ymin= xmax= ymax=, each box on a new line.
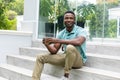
xmin=66 ymin=44 xmax=75 ymax=51
xmin=36 ymin=54 xmax=46 ymax=63
xmin=65 ymin=45 xmax=76 ymax=57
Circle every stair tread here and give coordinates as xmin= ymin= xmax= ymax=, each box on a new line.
xmin=80 ymin=66 xmax=120 ymax=78
xmin=21 ymin=47 xmax=47 ymax=50
xmin=7 ymin=55 xmax=120 ymax=79
xmin=87 ymin=53 xmax=120 ymax=60
xmin=87 ymin=41 xmax=120 ymax=47
xmin=0 ymin=76 xmax=8 ymax=80
xmin=0 ymin=64 xmax=61 ymax=80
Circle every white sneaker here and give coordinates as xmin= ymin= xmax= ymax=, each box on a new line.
xmin=61 ymin=76 xmax=69 ymax=80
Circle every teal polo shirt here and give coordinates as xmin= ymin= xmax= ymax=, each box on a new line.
xmin=57 ymin=25 xmax=87 ymax=63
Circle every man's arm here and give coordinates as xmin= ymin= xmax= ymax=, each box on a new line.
xmin=43 ymin=36 xmax=86 ymax=54
xmin=43 ymin=38 xmax=61 ymax=54
xmin=53 ymin=36 xmax=86 ymax=46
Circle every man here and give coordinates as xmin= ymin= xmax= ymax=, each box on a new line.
xmin=32 ymin=11 xmax=87 ymax=80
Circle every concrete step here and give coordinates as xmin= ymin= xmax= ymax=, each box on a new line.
xmin=87 ymin=42 xmax=120 ymax=56
xmin=19 ymin=47 xmax=48 ymax=57
xmin=0 ymin=76 xmax=8 ymax=80
xmin=20 ymin=42 xmax=120 ymax=57
xmin=0 ymin=64 xmax=61 ymax=80
xmin=7 ymin=54 xmax=120 ymax=73
xmin=5 ymin=56 xmax=120 ymax=80
xmin=85 ymin=53 xmax=120 ymax=72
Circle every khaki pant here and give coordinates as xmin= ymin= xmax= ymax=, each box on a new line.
xmin=32 ymin=45 xmax=83 ymax=80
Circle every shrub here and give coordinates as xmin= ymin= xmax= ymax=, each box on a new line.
xmin=0 ymin=10 xmax=17 ymax=30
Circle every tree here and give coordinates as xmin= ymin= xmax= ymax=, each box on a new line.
xmin=9 ymin=0 xmax=24 ymax=15
xmin=40 ymin=0 xmax=53 ymax=17
xmin=77 ymin=1 xmax=96 ymax=21
xmin=89 ymin=2 xmax=119 ymax=38
xmin=107 ymin=19 xmax=117 ymax=38
xmin=76 ymin=1 xmax=96 ymax=28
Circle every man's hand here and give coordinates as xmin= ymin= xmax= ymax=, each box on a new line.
xmin=42 ymin=38 xmax=58 ymax=45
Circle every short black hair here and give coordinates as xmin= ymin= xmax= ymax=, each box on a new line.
xmin=64 ymin=11 xmax=75 ymax=17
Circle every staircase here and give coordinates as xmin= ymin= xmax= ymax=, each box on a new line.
xmin=0 ymin=40 xmax=120 ymax=80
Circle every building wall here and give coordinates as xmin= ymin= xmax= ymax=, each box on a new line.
xmin=0 ymin=30 xmax=32 ymax=63
xmin=97 ymin=0 xmax=118 ymax=4
xmin=109 ymin=8 xmax=120 ymax=19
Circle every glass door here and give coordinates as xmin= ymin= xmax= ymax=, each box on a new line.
xmin=38 ymin=0 xmax=55 ymax=38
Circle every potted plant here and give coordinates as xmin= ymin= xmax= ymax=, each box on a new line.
xmin=76 ymin=15 xmax=86 ymax=28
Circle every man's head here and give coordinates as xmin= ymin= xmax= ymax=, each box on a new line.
xmin=64 ymin=11 xmax=75 ymax=29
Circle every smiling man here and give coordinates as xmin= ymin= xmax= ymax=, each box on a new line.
xmin=32 ymin=11 xmax=87 ymax=80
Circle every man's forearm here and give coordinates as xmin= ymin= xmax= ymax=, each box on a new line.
xmin=44 ymin=44 xmax=57 ymax=54
xmin=56 ymin=37 xmax=85 ymax=46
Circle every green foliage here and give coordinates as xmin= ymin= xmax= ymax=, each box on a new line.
xmin=4 ymin=0 xmax=15 ymax=3
xmin=0 ymin=2 xmax=7 ymax=29
xmin=89 ymin=2 xmax=119 ymax=38
xmin=6 ymin=10 xmax=17 ymax=20
xmin=77 ymin=2 xmax=96 ymax=21
xmin=40 ymin=0 xmax=53 ymax=17
xmin=5 ymin=10 xmax=17 ymax=30
xmin=39 ymin=0 xmax=70 ymax=23
xmin=0 ymin=8 xmax=17 ymax=30
xmin=107 ymin=19 xmax=117 ymax=38
xmin=0 ymin=0 xmax=17 ymax=30
xmin=9 ymin=0 xmax=24 ymax=15
xmin=3 ymin=16 xmax=17 ymax=30
xmin=56 ymin=0 xmax=70 ymax=16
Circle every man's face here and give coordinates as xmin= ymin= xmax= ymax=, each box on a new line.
xmin=64 ymin=13 xmax=75 ymax=28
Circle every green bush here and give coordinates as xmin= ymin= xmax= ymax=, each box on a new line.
xmin=6 ymin=10 xmax=17 ymax=20
xmin=0 ymin=10 xmax=17 ymax=30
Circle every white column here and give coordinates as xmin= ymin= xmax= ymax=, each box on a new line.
xmin=21 ymin=0 xmax=39 ymax=40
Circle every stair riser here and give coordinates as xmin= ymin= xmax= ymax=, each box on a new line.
xmin=85 ymin=56 xmax=120 ymax=72
xmin=71 ymin=70 xmax=120 ymax=80
xmin=7 ymin=56 xmax=35 ymax=70
xmin=87 ymin=45 xmax=120 ymax=56
xmin=32 ymin=40 xmax=45 ymax=48
xmin=7 ymin=55 xmax=120 ymax=73
xmin=0 ymin=67 xmax=31 ymax=80
xmin=19 ymin=48 xmax=47 ymax=57
xmin=7 ymin=55 xmax=59 ymax=75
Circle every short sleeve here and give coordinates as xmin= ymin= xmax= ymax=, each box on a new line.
xmin=77 ymin=28 xmax=87 ymax=38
